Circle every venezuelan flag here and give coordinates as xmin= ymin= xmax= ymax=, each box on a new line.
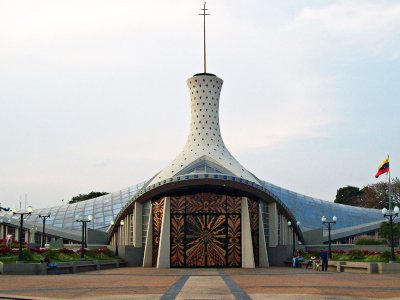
xmin=375 ymin=157 xmax=390 ymax=178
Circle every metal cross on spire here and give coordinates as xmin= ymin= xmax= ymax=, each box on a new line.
xmin=199 ymin=2 xmax=210 ymax=73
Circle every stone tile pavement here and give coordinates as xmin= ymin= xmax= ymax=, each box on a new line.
xmin=0 ymin=267 xmax=400 ymax=299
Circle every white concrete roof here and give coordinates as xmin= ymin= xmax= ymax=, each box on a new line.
xmin=147 ymin=73 xmax=261 ymax=187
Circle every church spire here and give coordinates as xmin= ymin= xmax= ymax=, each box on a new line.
xmin=199 ymin=3 xmax=210 ymax=73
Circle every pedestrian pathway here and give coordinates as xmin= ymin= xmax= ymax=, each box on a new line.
xmin=177 ymin=273 xmax=233 ymax=299
xmin=1 ymin=267 xmax=400 ymax=299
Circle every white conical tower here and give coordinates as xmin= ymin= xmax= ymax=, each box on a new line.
xmin=147 ymin=4 xmax=260 ymax=187
xmin=147 ymin=73 xmax=260 ymax=186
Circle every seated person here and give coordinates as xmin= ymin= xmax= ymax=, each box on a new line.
xmin=314 ymin=259 xmax=321 ymax=271
xmin=292 ymin=250 xmax=304 ymax=267
xmin=41 ymin=257 xmax=59 ymax=275
xmin=306 ymin=256 xmax=316 ymax=269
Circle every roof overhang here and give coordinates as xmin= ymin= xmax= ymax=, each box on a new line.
xmin=108 ymin=174 xmax=305 ymax=243
xmin=325 ymin=218 xmax=400 ymax=242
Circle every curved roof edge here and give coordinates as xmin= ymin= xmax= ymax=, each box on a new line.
xmin=109 ymin=174 xmax=305 ymax=243
xmin=0 ymin=175 xmax=384 ymax=236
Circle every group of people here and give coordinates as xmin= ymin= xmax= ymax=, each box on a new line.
xmin=292 ymin=249 xmax=329 ymax=271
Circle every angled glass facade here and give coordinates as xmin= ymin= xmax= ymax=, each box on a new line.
xmin=0 ymin=176 xmax=383 ymax=238
xmin=0 ymin=182 xmax=146 ymax=233
xmin=261 ymin=181 xmax=382 ymax=230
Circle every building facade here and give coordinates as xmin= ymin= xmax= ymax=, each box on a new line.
xmin=0 ymin=73 xmax=389 ymax=267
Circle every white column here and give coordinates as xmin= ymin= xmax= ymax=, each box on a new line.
xmin=258 ymin=205 xmax=269 ymax=267
xmin=157 ymin=197 xmax=170 ymax=268
xmin=134 ymin=202 xmax=143 ymax=247
xmin=124 ymin=215 xmax=129 ymax=245
xmin=0 ymin=224 xmax=4 ymax=239
xmin=241 ymin=197 xmax=255 ymax=268
xmin=30 ymin=227 xmax=36 ymax=243
xmin=25 ymin=230 xmax=29 ymax=244
xmin=268 ymin=202 xmax=278 ymax=247
xmin=15 ymin=227 xmax=20 ymax=242
xmin=142 ymin=208 xmax=153 ymax=267
xmin=282 ymin=215 xmax=287 ymax=245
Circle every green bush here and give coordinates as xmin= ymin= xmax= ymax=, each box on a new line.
xmin=348 ymin=250 xmax=365 ymax=260
xmin=46 ymin=249 xmax=59 ymax=260
xmin=364 ymin=254 xmax=383 ymax=262
xmin=0 ymin=246 xmax=116 ymax=263
xmin=355 ymin=236 xmax=386 ymax=245
xmin=84 ymin=250 xmax=97 ymax=259
xmin=22 ymin=249 xmax=33 ymax=261
xmin=304 ymin=251 xmax=319 ymax=259
xmin=380 ymin=251 xmax=391 ymax=262
xmin=332 ymin=253 xmax=349 ymax=261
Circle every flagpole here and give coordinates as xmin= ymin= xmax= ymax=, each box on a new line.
xmin=388 ymin=155 xmax=392 ymax=212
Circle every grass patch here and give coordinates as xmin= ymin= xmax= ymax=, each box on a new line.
xmin=0 ymin=247 xmax=116 ymax=264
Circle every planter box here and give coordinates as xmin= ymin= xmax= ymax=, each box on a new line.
xmin=338 ymin=261 xmax=378 ymax=274
xmin=377 ymin=262 xmax=400 ymax=274
xmin=0 ymin=262 xmax=46 ymax=275
xmin=285 ymin=259 xmax=340 ymax=272
xmin=0 ymin=259 xmax=127 ymax=275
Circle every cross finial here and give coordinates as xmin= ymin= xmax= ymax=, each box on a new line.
xmin=199 ymin=2 xmax=210 ymax=73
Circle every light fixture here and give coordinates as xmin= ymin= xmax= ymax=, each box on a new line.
xmin=321 ymin=215 xmax=337 ymax=260
xmin=382 ymin=205 xmax=399 ymax=261
xmin=12 ymin=206 xmax=34 ymax=262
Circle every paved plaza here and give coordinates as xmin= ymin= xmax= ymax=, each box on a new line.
xmin=0 ymin=267 xmax=400 ymax=299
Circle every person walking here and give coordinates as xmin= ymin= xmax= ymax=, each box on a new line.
xmin=320 ymin=249 xmax=328 ymax=271
xmin=6 ymin=234 xmax=13 ymax=247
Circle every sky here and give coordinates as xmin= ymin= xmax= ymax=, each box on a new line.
xmin=0 ymin=0 xmax=399 ymax=209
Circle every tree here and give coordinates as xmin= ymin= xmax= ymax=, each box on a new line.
xmin=379 ymin=221 xmax=400 ymax=246
xmin=68 ymin=191 xmax=109 ymax=204
xmin=334 ymin=186 xmax=362 ymax=205
xmin=358 ymin=178 xmax=400 ymax=209
xmin=334 ymin=178 xmax=400 ymax=209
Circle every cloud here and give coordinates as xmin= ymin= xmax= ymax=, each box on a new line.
xmin=221 ymin=1 xmax=400 ymax=152
xmin=1 ymin=1 xmax=399 ymax=206
xmin=290 ymin=1 xmax=400 ymax=58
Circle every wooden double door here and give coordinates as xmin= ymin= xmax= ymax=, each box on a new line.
xmin=170 ymin=194 xmax=242 ymax=268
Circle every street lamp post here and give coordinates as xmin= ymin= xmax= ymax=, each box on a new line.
xmin=287 ymin=220 xmax=301 ymax=255
xmin=38 ymin=213 xmax=51 ymax=248
xmin=110 ymin=220 xmax=125 ymax=257
xmin=0 ymin=203 xmax=10 ymax=212
xmin=382 ymin=206 xmax=399 ymax=262
xmin=83 ymin=220 xmax=90 ymax=248
xmin=322 ymin=215 xmax=337 ymax=259
xmin=11 ymin=206 xmax=33 ymax=262
xmin=75 ymin=215 xmax=92 ymax=259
